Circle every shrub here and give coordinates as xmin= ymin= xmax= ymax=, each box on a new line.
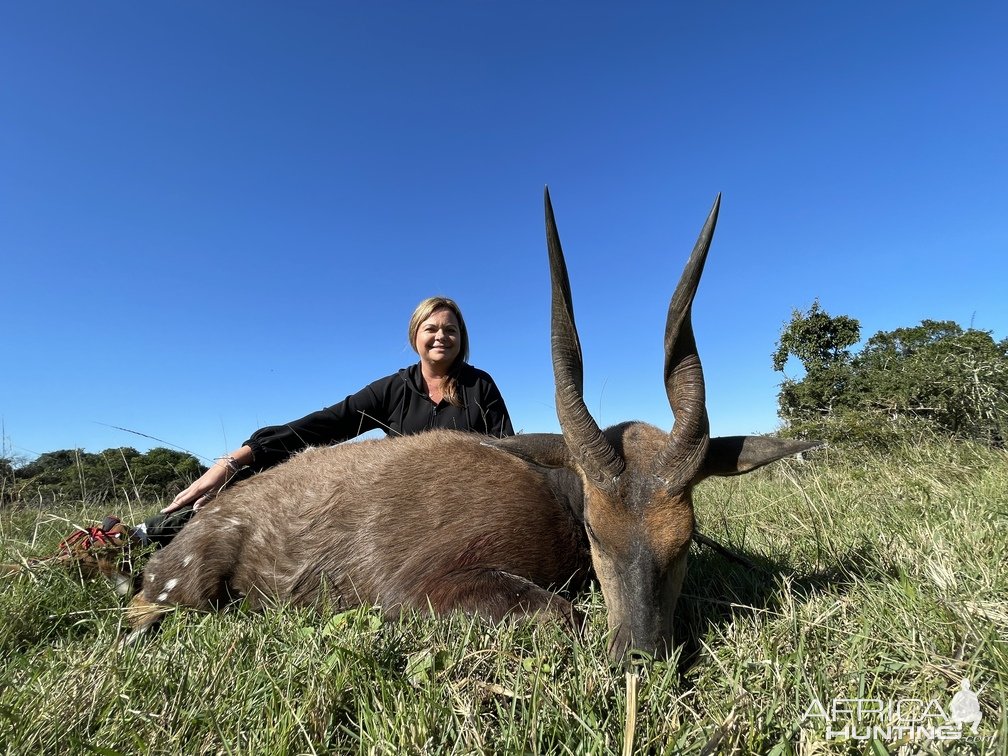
xmin=775 ymin=305 xmax=1007 ymax=449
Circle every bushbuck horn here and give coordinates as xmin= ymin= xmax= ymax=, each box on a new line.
xmin=546 ymin=187 xmax=625 ymax=493
xmin=652 ymin=194 xmax=720 ymax=487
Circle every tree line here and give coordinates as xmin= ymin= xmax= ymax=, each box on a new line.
xmin=0 ymin=447 xmax=205 ymax=505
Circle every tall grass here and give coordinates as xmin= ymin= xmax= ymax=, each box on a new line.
xmin=1 ymin=439 xmax=1005 ymax=754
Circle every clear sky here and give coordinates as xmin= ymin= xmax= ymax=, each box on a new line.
xmin=2 ymin=2 xmax=1006 ymax=465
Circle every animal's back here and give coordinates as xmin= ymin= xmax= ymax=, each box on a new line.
xmin=138 ymin=430 xmax=589 ymax=624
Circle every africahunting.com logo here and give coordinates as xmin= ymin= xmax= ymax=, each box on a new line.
xmin=802 ymin=679 xmax=982 ymax=741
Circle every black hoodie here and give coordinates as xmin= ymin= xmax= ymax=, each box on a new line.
xmin=243 ymin=361 xmax=513 ymax=471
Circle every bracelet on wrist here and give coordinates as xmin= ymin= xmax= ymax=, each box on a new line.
xmin=216 ymin=455 xmax=241 ymax=475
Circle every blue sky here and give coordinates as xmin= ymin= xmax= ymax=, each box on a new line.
xmin=2 ymin=2 xmax=1006 ymax=464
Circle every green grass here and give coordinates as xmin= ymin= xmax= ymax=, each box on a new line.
xmin=1 ymin=440 xmax=1005 ymax=754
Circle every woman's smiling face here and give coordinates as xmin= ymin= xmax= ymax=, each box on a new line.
xmin=414 ymin=306 xmax=461 ymax=371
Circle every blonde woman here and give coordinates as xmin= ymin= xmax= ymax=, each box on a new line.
xmin=66 ymin=297 xmax=512 ymax=560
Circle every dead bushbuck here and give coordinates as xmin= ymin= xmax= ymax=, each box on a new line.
xmin=129 ymin=190 xmax=817 ymax=658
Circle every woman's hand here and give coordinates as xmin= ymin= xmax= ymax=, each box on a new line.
xmin=161 ymin=447 xmax=252 ymax=514
xmin=160 ymin=464 xmax=225 ymax=514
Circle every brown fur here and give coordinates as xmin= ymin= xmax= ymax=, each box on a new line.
xmin=135 ymin=431 xmax=590 ymax=631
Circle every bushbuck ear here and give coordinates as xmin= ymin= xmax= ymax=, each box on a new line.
xmin=482 ymin=434 xmax=574 ymax=469
xmin=699 ymin=435 xmax=823 ymax=479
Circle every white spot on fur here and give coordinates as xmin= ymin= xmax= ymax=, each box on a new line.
xmin=164 ymin=578 xmax=178 ymax=592
xmin=182 ymin=554 xmax=194 ymax=568
xmin=225 ymin=518 xmax=242 ymax=527
xmin=147 ymin=573 xmax=156 ymax=583
xmin=156 ymin=592 xmax=169 ymax=602
xmin=113 ymin=573 xmax=132 ymax=597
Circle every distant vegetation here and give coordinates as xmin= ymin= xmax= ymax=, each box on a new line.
xmin=0 ymin=447 xmax=205 ymax=506
xmin=774 ymin=301 xmax=1008 ymax=448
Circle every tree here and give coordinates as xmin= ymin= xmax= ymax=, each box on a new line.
xmin=772 ymin=301 xmax=861 ymax=424
xmin=774 ymin=305 xmax=1008 ymax=446
xmin=0 ymin=456 xmax=13 ymax=503
xmin=772 ymin=300 xmax=861 ymax=374
xmin=129 ymin=447 xmax=205 ymax=493
xmin=851 ymin=320 xmax=1008 ymax=444
xmin=11 ymin=447 xmax=206 ymax=504
xmin=16 ymin=450 xmax=81 ymax=486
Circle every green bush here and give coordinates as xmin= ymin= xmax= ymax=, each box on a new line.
xmin=775 ymin=304 xmax=1008 ymax=449
xmin=8 ymin=447 xmax=205 ymax=506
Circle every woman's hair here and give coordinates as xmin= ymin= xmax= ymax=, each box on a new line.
xmin=408 ymin=296 xmax=469 ymax=406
